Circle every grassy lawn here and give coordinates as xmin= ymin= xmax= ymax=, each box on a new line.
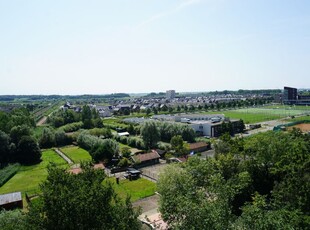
xmin=283 ymin=115 xmax=310 ymax=122
xmin=0 ymin=149 xmax=67 ymax=195
xmin=60 ymin=146 xmax=92 ymax=163
xmin=104 ymin=177 xmax=156 ymax=202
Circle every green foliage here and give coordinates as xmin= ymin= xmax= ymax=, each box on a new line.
xmin=82 ymin=105 xmax=92 ymax=129
xmin=140 ymin=121 xmax=160 ymax=149
xmin=58 ymin=121 xmax=83 ymax=133
xmin=90 ymin=139 xmax=119 ymax=163
xmin=39 ymin=127 xmax=55 ymax=148
xmin=16 ymin=136 xmax=41 ymax=165
xmin=27 ymin=164 xmax=141 ymax=230
xmin=0 ymin=163 xmax=20 ymax=187
xmin=170 ymin=135 xmax=188 ymax=156
xmin=88 ymin=127 xmax=112 ymax=138
xmin=77 ymin=131 xmax=99 ymax=150
xmin=0 ymin=130 xmax=12 ymax=165
xmin=10 ymin=125 xmax=32 ymax=145
xmin=117 ymin=157 xmax=129 ymax=167
xmin=234 ymin=193 xmax=301 ymax=229
xmin=54 ymin=130 xmax=68 ymax=146
xmin=121 ymin=146 xmax=131 ymax=158
xmin=0 ymin=209 xmax=27 ymax=230
xmin=158 ymin=121 xmax=196 ymax=143
xmin=158 ymin=130 xmax=310 ymax=229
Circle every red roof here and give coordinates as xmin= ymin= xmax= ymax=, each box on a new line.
xmin=133 ymin=150 xmax=160 ymax=162
xmin=189 ymin=142 xmax=209 ymax=150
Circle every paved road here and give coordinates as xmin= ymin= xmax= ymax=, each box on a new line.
xmin=54 ymin=148 xmax=73 ymax=164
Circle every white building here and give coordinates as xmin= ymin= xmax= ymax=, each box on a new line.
xmin=166 ymin=90 xmax=176 ymax=99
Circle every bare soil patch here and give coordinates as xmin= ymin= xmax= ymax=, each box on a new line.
xmin=289 ymin=123 xmax=310 ymax=132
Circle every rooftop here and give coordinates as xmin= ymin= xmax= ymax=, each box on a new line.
xmin=0 ymin=192 xmax=22 ymax=206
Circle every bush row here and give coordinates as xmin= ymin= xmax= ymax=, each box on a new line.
xmin=0 ymin=163 xmax=21 ymax=187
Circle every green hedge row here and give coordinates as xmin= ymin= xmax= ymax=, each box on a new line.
xmin=0 ymin=163 xmax=21 ymax=187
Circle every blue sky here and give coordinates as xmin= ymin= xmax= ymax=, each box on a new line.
xmin=0 ymin=0 xmax=309 ymax=95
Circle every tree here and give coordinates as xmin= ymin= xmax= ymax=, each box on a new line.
xmin=39 ymin=128 xmax=55 ymax=148
xmin=204 ymin=103 xmax=209 ymax=111
xmin=10 ymin=125 xmax=31 ymax=145
xmin=152 ymin=107 xmax=158 ymax=115
xmin=140 ymin=121 xmax=160 ymax=149
xmin=146 ymin=107 xmax=151 ymax=116
xmin=158 ymin=131 xmax=310 ymax=229
xmin=16 ymin=136 xmax=41 ymax=165
xmin=54 ymin=130 xmax=67 ymax=146
xmin=0 ymin=131 xmax=11 ymax=165
xmin=82 ymin=105 xmax=92 ymax=129
xmin=157 ymin=160 xmax=250 ymax=229
xmin=90 ymin=139 xmax=119 ymax=163
xmin=93 ymin=118 xmax=103 ymax=128
xmin=0 ymin=209 xmax=27 ymax=230
xmin=170 ymin=135 xmax=188 ymax=156
xmin=234 ymin=193 xmax=301 ymax=229
xmin=27 ymin=163 xmax=141 ymax=230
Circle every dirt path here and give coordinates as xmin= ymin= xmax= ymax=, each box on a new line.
xmin=36 ymin=116 xmax=47 ymax=126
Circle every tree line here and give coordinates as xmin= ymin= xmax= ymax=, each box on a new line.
xmin=158 ymin=130 xmax=310 ymax=229
xmin=0 ymin=109 xmax=41 ymax=167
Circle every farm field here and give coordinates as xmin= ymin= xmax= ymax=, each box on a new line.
xmin=60 ymin=146 xmax=92 ymax=163
xmin=0 ymin=149 xmax=67 ymax=195
xmin=104 ymin=177 xmax=156 ymax=202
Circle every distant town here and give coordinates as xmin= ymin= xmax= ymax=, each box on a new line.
xmin=0 ymin=86 xmax=309 ymax=229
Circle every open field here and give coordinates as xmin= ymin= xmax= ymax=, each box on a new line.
xmin=284 ymin=115 xmax=310 ymax=122
xmin=0 ymin=149 xmax=67 ymax=195
xmin=60 ymin=146 xmax=92 ymax=163
xmin=201 ymin=107 xmax=310 ymax=123
xmin=264 ymin=105 xmax=310 ymax=110
xmin=104 ymin=177 xmax=156 ymax=202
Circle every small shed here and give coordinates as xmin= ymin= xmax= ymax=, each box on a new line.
xmin=132 ymin=150 xmax=160 ymax=167
xmin=188 ymin=142 xmax=209 ymax=153
xmin=0 ymin=192 xmax=23 ymax=210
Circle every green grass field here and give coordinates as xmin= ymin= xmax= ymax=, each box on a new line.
xmin=0 ymin=149 xmax=67 ymax=195
xmin=60 ymin=146 xmax=92 ymax=163
xmin=284 ymin=115 xmax=310 ymax=122
xmin=104 ymin=177 xmax=156 ymax=202
xmin=200 ymin=106 xmax=310 ymax=123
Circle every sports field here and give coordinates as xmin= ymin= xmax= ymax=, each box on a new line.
xmin=203 ymin=106 xmax=310 ymax=123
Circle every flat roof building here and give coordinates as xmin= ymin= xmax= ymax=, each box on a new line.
xmin=166 ymin=90 xmax=176 ymax=99
xmin=0 ymin=192 xmax=23 ymax=210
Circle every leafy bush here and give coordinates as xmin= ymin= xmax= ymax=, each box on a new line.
xmin=88 ymin=128 xmax=112 ymax=138
xmin=58 ymin=122 xmax=83 ymax=133
xmin=0 ymin=163 xmax=20 ymax=187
